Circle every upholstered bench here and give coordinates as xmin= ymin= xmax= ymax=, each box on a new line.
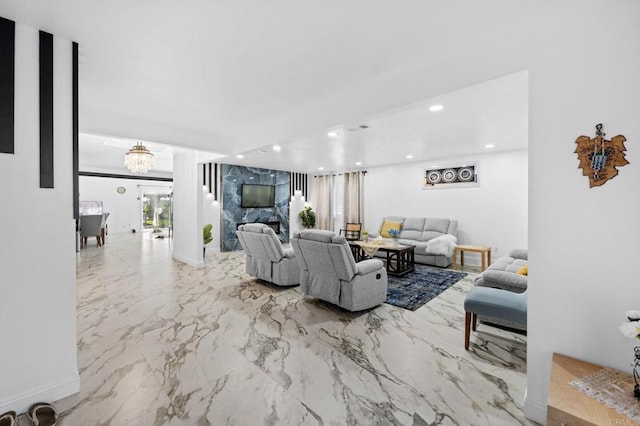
xmin=463 ymin=286 xmax=527 ymax=350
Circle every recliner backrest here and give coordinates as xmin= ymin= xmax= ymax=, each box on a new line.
xmin=236 ymin=223 xmax=285 ymax=262
xmin=292 ymin=230 xmax=357 ymax=281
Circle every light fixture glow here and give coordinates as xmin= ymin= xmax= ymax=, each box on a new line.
xmin=485 ymin=144 xmax=495 ymax=149
xmin=206 ymin=193 xmax=213 ymax=199
xmin=429 ymin=105 xmax=444 ymax=112
xmin=327 ymin=131 xmax=338 ymax=137
xmin=124 ymin=142 xmax=155 ymax=173
xmin=272 ymin=145 xmax=281 ymax=152
xmin=318 ymin=167 xmax=324 ymax=171
xmin=406 ymin=154 xmax=414 ymax=159
xmin=355 ymin=161 xmax=362 ymax=166
xmin=236 ymin=154 xmax=244 ymax=159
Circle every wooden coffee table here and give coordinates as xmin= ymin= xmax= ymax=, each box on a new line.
xmin=349 ymin=240 xmax=415 ymax=277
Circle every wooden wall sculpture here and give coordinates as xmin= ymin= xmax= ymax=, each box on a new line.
xmin=575 ymin=124 xmax=628 ymax=188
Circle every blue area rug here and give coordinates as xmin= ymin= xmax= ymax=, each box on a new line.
xmin=385 ymin=265 xmax=467 ymax=311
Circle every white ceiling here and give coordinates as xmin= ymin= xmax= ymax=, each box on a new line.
xmin=0 ymin=1 xmax=534 ymax=174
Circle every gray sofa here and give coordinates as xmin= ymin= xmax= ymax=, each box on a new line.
xmin=473 ymin=248 xmax=528 ymax=330
xmin=290 ymin=229 xmax=388 ymax=312
xmin=368 ymin=216 xmax=458 ymax=267
xmin=236 ymin=223 xmax=300 ymax=286
xmin=473 ymin=249 xmax=528 ymax=293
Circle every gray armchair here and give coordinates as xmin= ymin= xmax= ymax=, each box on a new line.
xmin=290 ymin=229 xmax=388 ymax=312
xmin=236 ymin=223 xmax=300 ymax=286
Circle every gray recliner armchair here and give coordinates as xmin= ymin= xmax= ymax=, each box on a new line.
xmin=236 ymin=223 xmax=300 ymax=286
xmin=290 ymin=229 xmax=388 ymax=312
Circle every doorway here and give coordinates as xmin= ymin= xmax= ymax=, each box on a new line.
xmin=140 ymin=187 xmax=173 ymax=236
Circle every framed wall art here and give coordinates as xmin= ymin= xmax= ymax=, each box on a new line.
xmin=423 ymin=162 xmax=479 ymax=190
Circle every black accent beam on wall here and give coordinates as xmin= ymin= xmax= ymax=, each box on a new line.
xmin=72 ymin=42 xmax=79 ymax=218
xmin=208 ymin=162 xmax=212 ymax=193
xmin=39 ymin=31 xmax=54 ymax=188
xmin=0 ymin=17 xmax=15 ymax=154
xmin=79 ymin=171 xmax=173 ymax=182
xmin=202 ymin=163 xmax=206 ymax=187
xmin=214 ymin=163 xmax=218 ymax=201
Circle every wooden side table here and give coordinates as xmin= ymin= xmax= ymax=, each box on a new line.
xmin=453 ymin=245 xmax=491 ymax=271
xmin=548 ymin=353 xmax=635 ymax=425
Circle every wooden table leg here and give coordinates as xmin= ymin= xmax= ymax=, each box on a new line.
xmin=453 ymin=248 xmax=459 ymax=270
xmin=488 ymin=249 xmax=491 ymax=267
xmin=460 ymin=250 xmax=464 ymax=267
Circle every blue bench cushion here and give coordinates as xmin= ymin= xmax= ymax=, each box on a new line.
xmin=464 ymin=286 xmax=527 ymax=325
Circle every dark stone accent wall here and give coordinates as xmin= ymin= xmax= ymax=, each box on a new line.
xmin=221 ymin=164 xmax=290 ymax=252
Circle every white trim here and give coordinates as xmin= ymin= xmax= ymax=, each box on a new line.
xmin=524 ymin=395 xmax=547 ymax=425
xmin=0 ymin=373 xmax=79 ymax=415
xmin=172 ymin=252 xmax=204 ymax=269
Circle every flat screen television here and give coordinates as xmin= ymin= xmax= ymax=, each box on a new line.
xmin=241 ymin=184 xmax=276 ymax=208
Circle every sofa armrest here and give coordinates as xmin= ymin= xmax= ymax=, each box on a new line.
xmin=508 ymin=248 xmax=528 ymax=260
xmin=356 ymin=259 xmax=384 ymax=275
xmin=283 ymin=247 xmax=296 ymax=259
xmin=476 ymin=270 xmax=527 ymax=292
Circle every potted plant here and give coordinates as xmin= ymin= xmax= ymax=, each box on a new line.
xmin=203 ymin=223 xmax=213 ymax=258
xmin=298 ymin=206 xmax=316 ymax=229
xmin=361 ymin=230 xmax=369 ymax=242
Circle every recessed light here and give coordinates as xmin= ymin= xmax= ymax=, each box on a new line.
xmin=249 ymin=177 xmax=254 ymax=179
xmin=272 ymin=145 xmax=281 ymax=152
xmin=485 ymin=144 xmax=495 ymax=149
xmin=318 ymin=167 xmax=324 ymax=171
xmin=355 ymin=161 xmax=362 ymax=166
xmin=429 ymin=105 xmax=444 ymax=112
xmin=327 ymin=131 xmax=339 ymax=137
xmin=406 ymin=154 xmax=414 ymax=159
xmin=236 ymin=154 xmax=244 ymax=159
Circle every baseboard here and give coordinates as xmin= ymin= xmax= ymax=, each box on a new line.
xmin=524 ymin=395 xmax=547 ymax=425
xmin=172 ymin=252 xmax=204 ymax=269
xmin=0 ymin=373 xmax=79 ymax=415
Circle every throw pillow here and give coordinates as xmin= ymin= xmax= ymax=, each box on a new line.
xmin=425 ymin=234 xmax=457 ymax=257
xmin=517 ymin=264 xmax=528 ymax=275
xmin=380 ymin=220 xmax=403 ymax=238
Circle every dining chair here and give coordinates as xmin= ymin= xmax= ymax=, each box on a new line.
xmin=339 ymin=223 xmax=362 ymax=241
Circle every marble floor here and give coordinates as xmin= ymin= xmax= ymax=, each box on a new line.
xmin=49 ymin=234 xmax=528 ymax=425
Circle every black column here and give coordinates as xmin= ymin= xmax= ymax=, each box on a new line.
xmin=72 ymin=42 xmax=79 ymax=218
xmin=0 ymin=17 xmax=15 ymax=154
xmin=39 ymin=31 xmax=54 ymax=188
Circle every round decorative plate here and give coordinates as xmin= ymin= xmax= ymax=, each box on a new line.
xmin=457 ymin=167 xmax=474 ymax=182
xmin=442 ymin=169 xmax=457 ymax=183
xmin=117 ymin=186 xmax=126 ymax=194
xmin=426 ymin=170 xmax=441 ymax=184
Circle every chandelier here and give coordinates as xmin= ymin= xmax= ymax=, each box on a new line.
xmin=124 ymin=142 xmax=155 ymax=173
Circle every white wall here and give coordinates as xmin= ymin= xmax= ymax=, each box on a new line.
xmin=79 ymin=176 xmax=173 ymax=234
xmin=364 ymin=149 xmax=528 ymax=263
xmin=0 ymin=25 xmax=79 ymax=413
xmin=201 ymin=188 xmax=221 ymax=253
xmin=172 ymin=151 xmax=204 ymax=267
xmin=526 ymin=2 xmax=640 ymax=422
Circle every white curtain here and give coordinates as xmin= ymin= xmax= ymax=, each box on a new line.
xmin=343 ymin=171 xmax=364 ymax=225
xmin=315 ymin=175 xmax=333 ymax=230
